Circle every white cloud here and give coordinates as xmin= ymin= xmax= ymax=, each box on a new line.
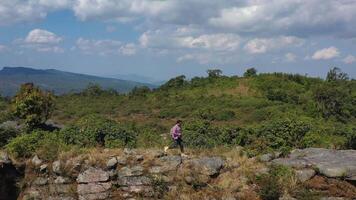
xmin=76 ymin=38 xmax=136 ymax=56
xmin=0 ymin=45 xmax=7 ymax=52
xmin=343 ymin=55 xmax=356 ymax=64
xmin=140 ymin=31 xmax=240 ymax=52
xmin=285 ymin=53 xmax=297 ymax=62
xmin=25 ymin=29 xmax=63 ymax=44
xmin=244 ymin=36 xmax=304 ymax=54
xmin=312 ymin=47 xmax=340 ymax=60
xmin=119 ymin=43 xmax=137 ymax=56
xmin=14 ymin=29 xmax=64 ymax=53
xmin=0 ymin=0 xmax=72 ymax=25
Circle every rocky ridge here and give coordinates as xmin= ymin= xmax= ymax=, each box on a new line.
xmin=0 ymin=148 xmax=355 ymax=200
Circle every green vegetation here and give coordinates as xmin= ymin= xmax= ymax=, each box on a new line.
xmin=1 ymin=67 xmax=355 ymax=159
xmin=12 ymin=83 xmax=55 ymax=129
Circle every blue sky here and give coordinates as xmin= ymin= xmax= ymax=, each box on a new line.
xmin=0 ymin=0 xmax=355 ymax=81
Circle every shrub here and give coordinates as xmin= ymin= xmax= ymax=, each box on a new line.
xmin=12 ymin=83 xmax=55 ymax=129
xmin=137 ymin=129 xmax=165 ymax=148
xmin=255 ymin=165 xmax=295 ymax=200
xmin=6 ymin=130 xmax=43 ymax=158
xmin=59 ymin=114 xmax=137 ymax=148
xmin=256 ymin=118 xmax=311 ymax=154
xmin=0 ymin=126 xmax=18 ymax=147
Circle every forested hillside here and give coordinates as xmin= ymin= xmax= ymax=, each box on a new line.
xmin=2 ymin=67 xmax=354 ymax=158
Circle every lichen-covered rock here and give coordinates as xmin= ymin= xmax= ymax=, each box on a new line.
xmin=32 ymin=155 xmax=42 ymax=166
xmin=52 ymin=160 xmax=61 ymax=174
xmin=54 ymin=176 xmax=71 ymax=184
xmin=77 ymin=168 xmax=109 ymax=183
xmin=295 ymin=169 xmax=316 ymax=182
xmin=272 ymin=148 xmax=356 ymax=180
xmin=32 ymin=177 xmax=49 ymax=186
xmin=186 ymin=156 xmax=225 ymax=176
xmin=106 ymin=157 xmax=118 ymax=169
xmin=157 ymin=155 xmax=182 ymax=172
xmin=118 ymin=166 xmax=144 ymax=177
xmin=117 ymin=176 xmax=152 ymax=186
xmin=77 ymin=182 xmax=111 ymax=194
xmin=0 ymin=151 xmax=11 ymax=165
xmin=39 ymin=164 xmax=48 ymax=173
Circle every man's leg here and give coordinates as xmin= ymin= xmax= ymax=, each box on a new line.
xmin=177 ymin=138 xmax=184 ymax=153
xmin=165 ymin=139 xmax=177 ymax=152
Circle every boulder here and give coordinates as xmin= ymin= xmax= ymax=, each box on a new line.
xmin=77 ymin=182 xmax=112 ymax=194
xmin=272 ymin=148 xmax=356 ymax=180
xmin=116 ymin=176 xmax=152 ymax=186
xmin=54 ymin=176 xmax=72 ymax=184
xmin=186 ymin=157 xmax=225 ymax=176
xmin=116 ymin=156 xmax=127 ymax=165
xmin=295 ymin=169 xmax=316 ymax=182
xmin=158 ymin=155 xmax=182 ymax=172
xmin=118 ymin=166 xmax=144 ymax=177
xmin=40 ymin=164 xmax=48 ymax=173
xmin=106 ymin=157 xmax=118 ymax=169
xmin=52 ymin=160 xmax=61 ymax=174
xmin=259 ymin=152 xmax=281 ymax=162
xmin=77 ymin=168 xmax=109 ymax=183
xmin=32 ymin=177 xmax=49 ymax=186
xmin=0 ymin=151 xmax=11 ymax=165
xmin=32 ymin=155 xmax=43 ymax=166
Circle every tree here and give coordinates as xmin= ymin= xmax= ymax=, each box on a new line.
xmin=313 ymin=83 xmax=352 ymax=121
xmin=82 ymin=83 xmax=105 ymax=96
xmin=207 ymin=69 xmax=222 ymax=78
xmin=12 ymin=83 xmax=55 ymax=129
xmin=326 ymin=67 xmax=349 ymax=82
xmin=159 ymin=75 xmax=187 ymax=90
xmin=244 ymin=68 xmax=257 ymax=77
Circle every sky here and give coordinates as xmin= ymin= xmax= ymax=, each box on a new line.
xmin=0 ymin=0 xmax=355 ymax=81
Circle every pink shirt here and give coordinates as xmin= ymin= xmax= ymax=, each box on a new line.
xmin=170 ymin=124 xmax=182 ymax=140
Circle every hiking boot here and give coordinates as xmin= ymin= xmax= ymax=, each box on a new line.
xmin=164 ymin=146 xmax=169 ymax=153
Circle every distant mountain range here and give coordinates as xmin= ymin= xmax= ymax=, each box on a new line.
xmin=0 ymin=67 xmax=156 ymax=96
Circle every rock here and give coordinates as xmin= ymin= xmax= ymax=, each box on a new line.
xmin=116 ymin=176 xmax=152 ymax=186
xmin=32 ymin=155 xmax=43 ymax=166
xmin=116 ymin=156 xmax=127 ymax=165
xmin=49 ymin=184 xmax=74 ymax=194
xmin=106 ymin=157 xmax=118 ymax=169
xmin=149 ymin=166 xmax=163 ymax=174
xmin=32 ymin=177 xmax=49 ymax=186
xmin=40 ymin=164 xmax=48 ymax=173
xmin=77 ymin=182 xmax=112 ymax=194
xmin=295 ymin=169 xmax=316 ymax=182
xmin=118 ymin=166 xmax=144 ymax=177
xmin=0 ymin=151 xmax=11 ymax=165
xmin=23 ymin=189 xmax=41 ymax=200
xmin=0 ymin=120 xmax=22 ymax=130
xmin=77 ymin=168 xmax=109 ymax=183
xmin=272 ymin=158 xmax=310 ymax=169
xmin=151 ymin=150 xmax=166 ymax=158
xmin=271 ymin=148 xmax=356 ymax=180
xmin=121 ymin=186 xmax=154 ymax=196
xmin=52 ymin=160 xmax=61 ymax=174
xmin=259 ymin=152 xmax=281 ymax=162
xmin=187 ymin=157 xmax=225 ymax=176
xmin=124 ymin=148 xmax=136 ymax=155
xmin=54 ymin=176 xmax=72 ymax=184
xmin=319 ymin=198 xmax=347 ymax=200
xmin=79 ymin=192 xmax=109 ymax=200
xmin=135 ymin=155 xmax=144 ymax=162
xmin=158 ymin=155 xmax=182 ymax=172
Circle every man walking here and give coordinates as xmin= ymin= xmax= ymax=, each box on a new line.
xmin=164 ymin=120 xmax=187 ymax=157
